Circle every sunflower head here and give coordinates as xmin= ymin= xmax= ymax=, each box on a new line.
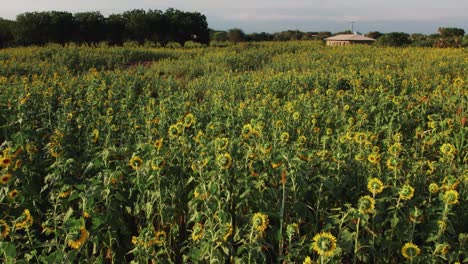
xmin=252 ymin=212 xmax=269 ymax=233
xmin=428 ymin=183 xmax=439 ymax=194
xmin=183 ymin=113 xmax=195 ymax=128
xmin=386 ymin=157 xmax=401 ymax=170
xmin=367 ymin=178 xmax=384 ymax=195
xmin=214 ymin=137 xmax=229 ymax=151
xmin=154 ymin=231 xmax=166 ymax=246
xmin=311 ymin=232 xmax=337 ymax=257
xmin=168 ymin=124 xmax=181 ymax=139
xmin=216 ymin=153 xmax=232 ymax=170
xmin=358 ymin=195 xmax=376 ymax=214
xmin=354 ymin=132 xmax=367 ymax=144
xmin=388 ymin=142 xmax=402 ymax=156
xmin=401 ymin=242 xmax=421 ymax=260
xmin=399 ymin=185 xmax=415 ymax=200
xmin=367 ymin=152 xmax=381 ymax=164
xmin=154 ymin=138 xmax=163 ymax=151
xmin=443 ymin=190 xmax=459 ymax=205
xmin=303 ymin=256 xmax=313 ymax=264
xmin=0 ymin=157 xmax=12 ymax=168
xmin=440 ymin=143 xmax=456 ymax=156
xmin=280 ymin=132 xmax=290 ymax=143
xmin=129 ymin=156 xmax=143 ymax=170
xmin=191 ymin=223 xmax=204 ymax=242
xmin=8 ymin=189 xmax=19 ymax=199
xmin=1 ymin=173 xmax=11 ymax=185
xmin=0 ymin=220 xmax=9 ymax=238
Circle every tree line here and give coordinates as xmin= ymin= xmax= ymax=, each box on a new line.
xmin=1 ymin=10 xmax=466 ymax=49
xmin=0 ymin=9 xmax=209 ymax=48
xmin=212 ymin=27 xmax=467 ymax=48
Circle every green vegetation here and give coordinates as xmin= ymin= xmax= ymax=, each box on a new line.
xmin=0 ymin=42 xmax=467 ymax=263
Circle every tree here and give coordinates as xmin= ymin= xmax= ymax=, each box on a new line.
xmin=48 ymin=11 xmax=74 ymax=44
xmin=410 ymin=33 xmax=435 ymax=47
xmin=106 ymin=14 xmax=126 ymax=45
xmin=366 ymin=31 xmax=383 ymax=39
xmin=123 ymin=9 xmax=151 ymax=44
xmin=438 ymin=27 xmax=465 ymax=38
xmin=228 ymin=28 xmax=245 ymax=44
xmin=0 ymin=19 xmax=14 ymax=48
xmin=463 ymin=35 xmax=468 ymax=47
xmin=73 ymin=12 xmax=106 ymax=45
xmin=435 ymin=27 xmax=465 ymax=48
xmin=317 ymin=31 xmax=332 ymax=40
xmin=377 ymin=32 xmax=411 ymax=47
xmin=212 ymin=31 xmax=228 ymax=42
xmin=15 ymin=12 xmax=51 ymax=45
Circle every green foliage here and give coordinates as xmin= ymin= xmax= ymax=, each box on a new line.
xmin=0 ymin=42 xmax=466 ymax=263
xmin=228 ymin=28 xmax=246 ymax=44
xmin=377 ymin=32 xmax=411 ymax=47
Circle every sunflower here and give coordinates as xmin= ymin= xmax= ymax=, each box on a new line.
xmin=242 ymin=123 xmax=253 ymax=138
xmin=311 ymin=232 xmax=337 ymax=257
xmin=0 ymin=156 xmax=12 ymax=168
xmin=168 ymin=124 xmax=181 ymax=139
xmin=367 ymin=178 xmax=384 ymax=195
xmin=399 ymin=185 xmax=415 ymax=200
xmin=8 ymin=189 xmax=19 ymax=199
xmin=386 ymin=157 xmax=401 ymax=170
xmin=441 ymin=176 xmax=459 ymax=191
xmin=0 ymin=220 xmax=9 ymax=238
xmin=393 ymin=132 xmax=403 ymax=142
xmin=275 ymin=120 xmax=285 ymax=130
xmin=367 ymin=152 xmax=381 ymax=164
xmin=1 ymin=173 xmax=11 ymax=185
xmin=214 ymin=137 xmax=229 ymax=151
xmin=354 ymin=132 xmax=367 ymax=144
xmin=58 ymin=189 xmax=72 ymax=198
xmin=388 ymin=143 xmax=402 ymax=156
xmin=68 ymin=227 xmax=89 ymax=250
xmin=428 ymin=183 xmax=439 ymax=194
xmin=154 ymin=231 xmax=166 ymax=246
xmin=154 ymin=138 xmax=163 ymax=151
xmin=286 ymin=223 xmax=299 ymax=239
xmin=297 ymin=135 xmax=307 ymax=147
xmin=129 ymin=156 xmax=143 ymax=170
xmin=15 ymin=209 xmax=34 ymax=230
xmin=183 ymin=113 xmax=195 ymax=128
xmin=443 ymin=190 xmax=459 ymax=205
xmin=303 ymin=256 xmax=313 ymax=264
xmin=92 ymin=129 xmax=99 ymax=143
xmin=216 ymin=153 xmax=232 ymax=170
xmin=280 ymin=132 xmax=290 ymax=143
xmin=440 ymin=143 xmax=456 ymax=156
xmin=150 ymin=157 xmax=165 ymax=171
xmin=191 ymin=223 xmax=204 ymax=242
xmin=354 ymin=153 xmax=365 ymax=161
xmin=401 ymin=242 xmax=420 ymax=260
xmin=292 ymin=112 xmax=300 ymax=120
xmin=358 ymin=195 xmax=376 ymax=214
xmin=252 ymin=212 xmax=269 ymax=233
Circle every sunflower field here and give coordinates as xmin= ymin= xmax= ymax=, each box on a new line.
xmin=0 ymin=42 xmax=466 ymax=263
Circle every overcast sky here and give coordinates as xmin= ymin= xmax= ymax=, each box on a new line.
xmin=0 ymin=0 xmax=466 ymax=34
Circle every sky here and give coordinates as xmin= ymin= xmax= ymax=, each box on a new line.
xmin=0 ymin=0 xmax=466 ymax=34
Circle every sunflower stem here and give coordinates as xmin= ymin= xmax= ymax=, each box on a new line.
xmin=353 ymin=217 xmax=360 ymax=264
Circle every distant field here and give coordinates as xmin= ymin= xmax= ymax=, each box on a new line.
xmin=0 ymin=42 xmax=466 ymax=263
